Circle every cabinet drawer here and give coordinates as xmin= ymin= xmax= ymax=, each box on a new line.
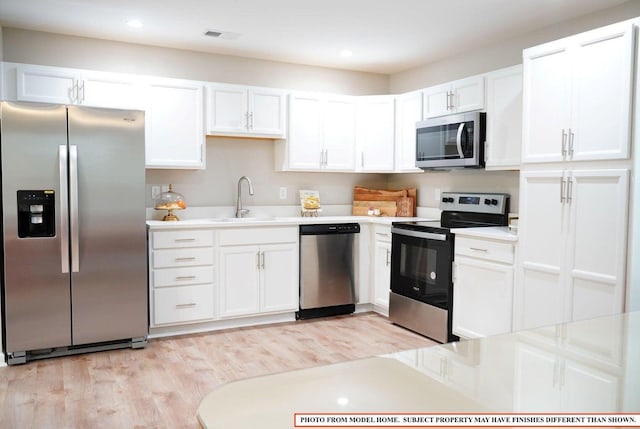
xmin=153 ymin=266 xmax=214 ymax=287
xmin=218 ymin=227 xmax=297 ymax=246
xmin=153 ymin=284 xmax=214 ymax=325
xmin=152 ymin=247 xmax=214 ymax=268
xmin=455 ymin=236 xmax=514 ymax=264
xmin=152 ymin=230 xmax=214 ymax=249
xmin=373 ymin=225 xmax=392 ymax=242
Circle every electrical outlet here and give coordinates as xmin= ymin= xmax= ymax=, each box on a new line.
xmin=435 ymin=188 xmax=441 ymax=202
xmin=151 ymin=186 xmax=161 ymax=199
xmin=279 ymin=187 xmax=287 ymax=199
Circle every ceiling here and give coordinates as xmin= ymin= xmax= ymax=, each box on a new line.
xmin=0 ymin=0 xmax=629 ymax=74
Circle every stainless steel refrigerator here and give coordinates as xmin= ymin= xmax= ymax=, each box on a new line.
xmin=1 ymin=101 xmax=148 ymax=364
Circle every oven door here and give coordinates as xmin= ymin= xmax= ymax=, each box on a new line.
xmin=390 ymin=227 xmax=453 ymax=309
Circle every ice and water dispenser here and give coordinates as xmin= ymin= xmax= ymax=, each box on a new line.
xmin=17 ymin=190 xmax=56 ymax=238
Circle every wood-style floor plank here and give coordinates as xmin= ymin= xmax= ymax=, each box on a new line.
xmin=0 ymin=312 xmax=435 ymax=429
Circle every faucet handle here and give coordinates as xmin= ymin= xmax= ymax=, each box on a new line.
xmin=237 ymin=208 xmax=251 ymax=218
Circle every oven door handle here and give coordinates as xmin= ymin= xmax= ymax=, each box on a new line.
xmin=391 ymin=227 xmax=447 ymax=241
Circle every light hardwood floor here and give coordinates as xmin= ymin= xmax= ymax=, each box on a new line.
xmin=0 ymin=312 xmax=435 ymax=429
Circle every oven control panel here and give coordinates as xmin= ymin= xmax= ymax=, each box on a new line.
xmin=439 ymin=192 xmax=509 ymax=215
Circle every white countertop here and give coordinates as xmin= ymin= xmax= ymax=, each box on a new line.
xmin=147 ymin=215 xmax=432 ymax=230
xmin=451 ymin=226 xmax=518 ymax=242
xmin=197 ymin=311 xmax=639 ymax=429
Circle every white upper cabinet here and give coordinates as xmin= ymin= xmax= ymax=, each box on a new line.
xmin=485 ymin=64 xmax=523 ymax=170
xmin=276 ymin=92 xmax=356 ymax=171
xmin=206 ymin=84 xmax=286 ymax=138
xmin=323 ymin=96 xmax=357 ymax=170
xmin=144 ymin=77 xmax=205 ymax=169
xmin=356 ymin=95 xmax=395 ymax=172
xmin=12 ymin=63 xmax=142 ymax=109
xmin=522 ymin=21 xmax=634 ymax=163
xmin=423 ymin=75 xmax=485 ymax=118
xmin=394 ymin=91 xmax=423 ymax=172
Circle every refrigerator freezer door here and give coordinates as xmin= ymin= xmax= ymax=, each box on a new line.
xmin=67 ymin=106 xmax=148 ymax=345
xmin=1 ymin=102 xmax=72 ymax=353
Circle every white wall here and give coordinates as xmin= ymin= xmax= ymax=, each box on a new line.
xmin=146 ymin=137 xmax=389 ymax=209
xmin=388 ymin=170 xmax=520 ymax=213
xmin=389 ymin=0 xmax=640 ymax=93
xmin=1 ymin=27 xmax=389 ymax=96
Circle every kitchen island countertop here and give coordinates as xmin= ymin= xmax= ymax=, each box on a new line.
xmin=197 ymin=311 xmax=639 ymax=428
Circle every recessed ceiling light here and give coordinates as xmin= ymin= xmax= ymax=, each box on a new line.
xmin=340 ymin=49 xmax=353 ymax=58
xmin=126 ymin=19 xmax=143 ymax=29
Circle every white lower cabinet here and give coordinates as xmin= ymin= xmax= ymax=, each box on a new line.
xmin=453 ymin=235 xmax=515 ymax=338
xmin=218 ymin=227 xmax=298 ymax=318
xmin=372 ymin=225 xmax=392 ymax=314
xmin=148 ymin=229 xmax=216 ymax=327
xmin=515 ymin=169 xmax=629 ymax=330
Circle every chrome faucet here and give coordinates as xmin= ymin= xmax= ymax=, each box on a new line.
xmin=235 ymin=176 xmax=255 ymax=218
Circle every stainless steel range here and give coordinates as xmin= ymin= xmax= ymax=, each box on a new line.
xmin=389 ymin=192 xmax=509 ymax=343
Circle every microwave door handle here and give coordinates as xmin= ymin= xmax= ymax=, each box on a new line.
xmin=456 ymin=123 xmax=465 ymax=158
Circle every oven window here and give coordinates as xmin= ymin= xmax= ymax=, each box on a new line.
xmin=399 ymin=243 xmax=437 ymax=285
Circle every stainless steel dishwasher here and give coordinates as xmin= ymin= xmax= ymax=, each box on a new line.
xmin=296 ymin=223 xmax=360 ymax=320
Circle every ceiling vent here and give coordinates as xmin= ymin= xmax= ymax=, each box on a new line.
xmin=204 ymin=30 xmax=241 ymax=40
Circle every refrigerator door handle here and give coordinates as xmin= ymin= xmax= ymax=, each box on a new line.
xmin=59 ymin=145 xmax=70 ymax=273
xmin=69 ymin=145 xmax=80 ymax=272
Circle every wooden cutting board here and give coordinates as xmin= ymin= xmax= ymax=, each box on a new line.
xmin=352 ymin=200 xmax=397 ymax=216
xmin=354 ymin=186 xmax=407 ymax=201
xmin=353 ymin=186 xmax=417 ymax=216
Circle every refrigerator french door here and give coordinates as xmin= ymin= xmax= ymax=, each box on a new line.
xmin=1 ymin=101 xmax=148 ymax=364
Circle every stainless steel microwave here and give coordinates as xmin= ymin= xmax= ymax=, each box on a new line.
xmin=415 ymin=111 xmax=485 ymax=169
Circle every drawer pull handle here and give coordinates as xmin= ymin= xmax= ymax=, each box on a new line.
xmin=175 ymin=257 xmax=197 ymax=262
xmin=174 ymin=238 xmax=196 ymax=242
xmin=175 ymin=303 xmax=197 ymax=309
xmin=469 ymin=247 xmax=488 ymax=252
xmin=175 ymin=275 xmax=197 ymax=280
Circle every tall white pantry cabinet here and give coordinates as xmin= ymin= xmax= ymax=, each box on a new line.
xmin=515 ymin=20 xmax=635 ymax=331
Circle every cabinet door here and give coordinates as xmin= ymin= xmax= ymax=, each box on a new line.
xmin=373 ymin=240 xmax=392 ymax=313
xmin=522 ymin=41 xmax=571 ymax=163
xmin=16 ymin=64 xmax=77 ymax=104
xmin=516 ymin=170 xmax=567 ymax=330
xmin=287 ymin=93 xmax=323 ymax=169
xmin=422 ymin=82 xmax=451 ymax=119
xmin=207 ymin=85 xmax=248 ymax=135
xmin=357 ymin=96 xmax=395 ymax=172
xmin=570 ymin=22 xmax=633 ymax=161
xmin=323 ymin=96 xmax=356 ymax=170
xmin=452 ymin=75 xmax=485 ymax=113
xmin=145 ymin=79 xmax=205 ymax=169
xmin=485 ymin=65 xmax=522 ymax=170
xmin=453 ymin=256 xmax=513 ymax=338
xmin=82 ymin=72 xmax=142 ymax=109
xmin=566 ymin=169 xmax=628 ymax=322
xmin=260 ymin=244 xmax=298 ymax=313
xmin=249 ymin=89 xmax=286 ymax=137
xmin=218 ymin=245 xmax=261 ymax=317
xmin=394 ymin=91 xmax=423 ymax=172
